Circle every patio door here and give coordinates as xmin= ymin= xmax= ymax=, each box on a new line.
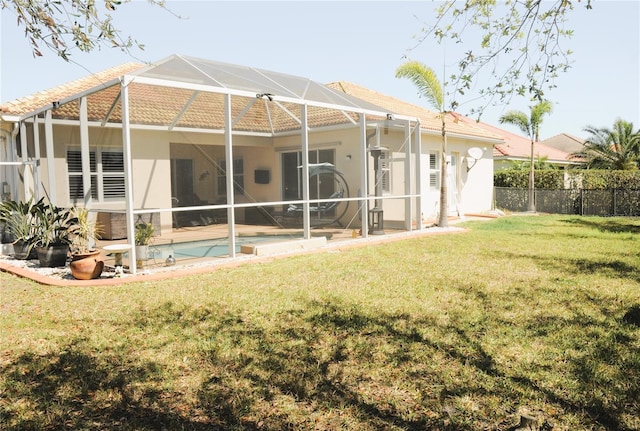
xmin=171 ymin=158 xmax=194 ymax=206
xmin=281 ymin=149 xmax=335 ymax=201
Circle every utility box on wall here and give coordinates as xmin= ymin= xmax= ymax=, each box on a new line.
xmin=254 ymin=169 xmax=270 ymax=184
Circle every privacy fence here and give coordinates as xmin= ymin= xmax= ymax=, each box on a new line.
xmin=494 ymin=187 xmax=640 ymax=216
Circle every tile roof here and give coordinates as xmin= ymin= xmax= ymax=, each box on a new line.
xmin=452 ymin=114 xmax=574 ymax=162
xmin=543 ymin=133 xmax=585 ymax=154
xmin=1 ymin=62 xmax=377 ymax=133
xmin=326 ymin=81 xmax=503 ymax=142
xmin=2 ymin=59 xmax=504 ymax=143
xmin=1 ymin=63 xmax=144 ymax=117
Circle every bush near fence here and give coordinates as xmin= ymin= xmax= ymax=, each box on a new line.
xmin=494 ymin=170 xmax=640 ymax=216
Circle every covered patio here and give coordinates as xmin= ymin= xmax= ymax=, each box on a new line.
xmin=1 ymin=55 xmax=424 ymax=274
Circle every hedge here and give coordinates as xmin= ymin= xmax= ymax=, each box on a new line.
xmin=494 ymin=170 xmax=640 ymax=190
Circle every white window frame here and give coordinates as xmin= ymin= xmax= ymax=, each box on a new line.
xmin=67 ymin=147 xmax=125 ymax=203
xmin=429 ymin=151 xmax=440 ymax=191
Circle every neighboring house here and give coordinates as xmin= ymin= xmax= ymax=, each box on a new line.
xmin=452 ymin=114 xmax=581 ymax=170
xmin=542 ymin=133 xmax=586 ymax=155
xmin=0 ymin=54 xmax=501 ymax=270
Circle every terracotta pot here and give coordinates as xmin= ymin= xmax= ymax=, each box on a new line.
xmin=70 ymin=250 xmax=104 ymax=280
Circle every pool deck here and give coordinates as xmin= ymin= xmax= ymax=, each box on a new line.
xmin=0 ymin=216 xmax=487 ymax=286
xmin=1 ymin=223 xmax=367 ymax=286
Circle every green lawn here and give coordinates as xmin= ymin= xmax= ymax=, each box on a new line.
xmin=1 ymin=215 xmax=639 ymax=430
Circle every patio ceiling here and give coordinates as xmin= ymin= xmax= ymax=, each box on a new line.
xmin=6 ymin=54 xmax=398 ymax=135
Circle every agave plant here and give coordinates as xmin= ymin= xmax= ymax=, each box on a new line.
xmin=0 ymin=198 xmax=41 ymax=254
xmin=32 ymin=200 xmax=79 ymax=248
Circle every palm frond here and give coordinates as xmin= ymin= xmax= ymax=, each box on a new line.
xmin=395 ymin=61 xmax=444 ymax=112
xmin=530 ymin=101 xmax=553 ymax=141
xmin=575 ymin=119 xmax=640 ymax=170
xmin=499 ymin=111 xmax=530 ymax=136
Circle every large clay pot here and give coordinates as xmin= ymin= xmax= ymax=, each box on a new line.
xmin=70 ymin=250 xmax=104 ymax=280
xmin=36 ymin=245 xmax=69 ymax=268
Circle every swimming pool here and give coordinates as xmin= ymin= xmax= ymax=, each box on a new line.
xmin=147 ymin=234 xmax=302 ymax=261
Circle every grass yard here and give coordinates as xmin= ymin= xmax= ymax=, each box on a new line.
xmin=1 ymin=215 xmax=639 ymax=430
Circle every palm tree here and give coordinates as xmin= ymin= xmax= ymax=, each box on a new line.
xmin=396 ymin=61 xmax=449 ymax=227
xmin=499 ymin=101 xmax=553 ymax=212
xmin=571 ymin=119 xmax=640 ymax=170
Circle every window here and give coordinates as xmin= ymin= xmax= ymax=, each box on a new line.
xmin=217 ymin=158 xmax=244 ymax=196
xmin=429 ymin=152 xmax=440 ymax=191
xmin=67 ymin=149 xmax=124 ymax=202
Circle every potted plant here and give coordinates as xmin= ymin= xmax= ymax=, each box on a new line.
xmin=134 ymin=221 xmax=155 ymax=267
xmin=69 ymin=208 xmax=104 ymax=279
xmin=32 ymin=200 xmax=78 ymax=267
xmin=0 ymin=198 xmax=40 ymax=259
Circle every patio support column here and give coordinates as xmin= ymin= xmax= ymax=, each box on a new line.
xmin=359 ymin=114 xmax=368 ymax=238
xmin=301 ymin=103 xmax=311 ymax=239
xmin=7 ymin=123 xmax=20 ymax=201
xmin=19 ymin=122 xmax=31 ymax=200
xmin=224 ymin=93 xmax=236 ymax=257
xmin=404 ymin=120 xmax=412 ymax=231
xmin=31 ymin=117 xmax=41 ymax=200
xmin=121 ymin=77 xmax=137 ymax=274
xmin=79 ymin=96 xmax=92 ymax=208
xmin=414 ymin=120 xmax=423 ymax=230
xmin=44 ymin=110 xmax=57 ymax=203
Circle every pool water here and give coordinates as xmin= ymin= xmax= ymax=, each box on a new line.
xmin=147 ymin=234 xmax=301 ymax=260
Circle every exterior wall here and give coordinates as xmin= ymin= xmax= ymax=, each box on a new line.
xmin=418 ymin=133 xmax=495 ymax=220
xmin=458 ymin=146 xmax=494 ymax=216
xmin=4 ymin=116 xmax=496 ymax=235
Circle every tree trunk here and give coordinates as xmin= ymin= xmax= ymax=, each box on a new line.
xmin=438 ymin=116 xmax=449 ymax=227
xmin=528 ymin=139 xmax=536 ymax=212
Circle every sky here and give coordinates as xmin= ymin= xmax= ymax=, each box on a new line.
xmin=1 ymin=1 xmax=639 ymax=141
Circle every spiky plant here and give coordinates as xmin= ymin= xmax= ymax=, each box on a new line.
xmin=572 ymin=119 xmax=640 ymax=170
